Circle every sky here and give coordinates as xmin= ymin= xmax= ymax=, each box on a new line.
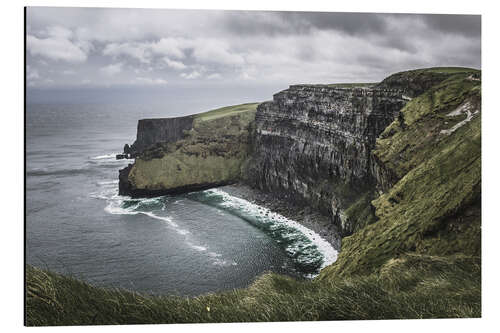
xmin=26 ymin=7 xmax=481 ymax=105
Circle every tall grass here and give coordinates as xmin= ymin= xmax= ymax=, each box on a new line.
xmin=26 ymin=254 xmax=480 ymax=326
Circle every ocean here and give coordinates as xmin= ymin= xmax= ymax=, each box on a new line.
xmin=26 ymin=102 xmax=337 ymax=296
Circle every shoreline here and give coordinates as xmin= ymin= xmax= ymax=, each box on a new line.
xmin=219 ymin=183 xmax=342 ymax=252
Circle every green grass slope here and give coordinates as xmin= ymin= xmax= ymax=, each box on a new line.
xmin=26 ymin=253 xmax=480 ymax=326
xmin=319 ymin=72 xmax=481 ymax=278
xmin=26 ymin=69 xmax=481 ymax=325
xmin=128 ymin=103 xmax=258 ymax=192
xmin=376 ymin=67 xmax=479 ymax=98
xmin=193 ymin=103 xmax=259 ymax=122
xmin=412 ymin=67 xmax=479 ymax=74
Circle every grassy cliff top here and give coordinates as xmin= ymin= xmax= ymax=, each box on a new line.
xmin=193 ymin=102 xmax=259 ymax=122
xmin=375 ymin=66 xmax=480 ymax=98
xmin=395 ymin=66 xmax=479 ymax=74
xmin=130 ymin=100 xmax=258 ymax=192
xmin=140 ymin=102 xmax=259 ymax=123
xmin=319 ymin=71 xmax=481 ymax=278
xmin=292 ymin=68 xmax=478 ymax=90
xmin=26 ymin=253 xmax=480 ymax=325
xmin=324 ymin=82 xmax=377 ymax=88
xmin=292 ymin=82 xmax=376 ymax=88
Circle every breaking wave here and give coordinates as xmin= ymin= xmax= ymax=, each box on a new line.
xmin=88 ymin=163 xmax=336 ymax=277
xmin=86 ymin=154 xmax=130 ymax=169
xmin=91 ymin=154 xmax=118 ymax=160
xmin=91 ymin=182 xmax=236 ymax=267
xmin=188 ymin=188 xmax=338 ymax=276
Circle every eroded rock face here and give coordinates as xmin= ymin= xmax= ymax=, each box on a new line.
xmin=245 ymin=85 xmax=407 ymax=235
xmin=118 ymin=164 xmax=133 ymax=196
xmin=119 ymin=110 xmax=256 ymax=197
xmin=127 ymin=116 xmax=194 ymax=157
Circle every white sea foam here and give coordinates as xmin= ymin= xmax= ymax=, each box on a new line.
xmin=141 ymin=211 xmax=178 ymax=228
xmin=91 ymin=185 xmax=232 ymax=267
xmin=103 ymin=194 xmax=139 ymax=216
xmin=190 ymin=245 xmax=207 ymax=252
xmin=93 ymin=183 xmax=332 ymax=273
xmin=212 ymin=258 xmax=238 ymax=267
xmin=203 ymin=188 xmax=338 ymax=272
xmin=92 ymin=154 xmax=117 ymax=160
xmin=97 ymin=180 xmax=119 ymax=186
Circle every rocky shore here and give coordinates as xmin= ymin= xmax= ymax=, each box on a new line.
xmin=244 ymin=84 xmax=407 ymax=236
xmin=219 ymin=183 xmax=341 ymax=251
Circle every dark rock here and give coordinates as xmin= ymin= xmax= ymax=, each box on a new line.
xmin=115 ymin=154 xmax=128 ymax=160
xmin=118 ymin=177 xmax=233 ymax=198
xmin=244 ymin=85 xmax=407 ymax=235
xmin=126 ymin=116 xmax=194 ymax=157
xmin=118 ymin=164 xmax=133 ymax=196
xmin=123 ymin=144 xmax=131 ymax=155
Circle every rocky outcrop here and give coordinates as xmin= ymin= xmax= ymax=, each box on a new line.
xmin=244 ymin=85 xmax=407 ymax=236
xmin=127 ymin=116 xmax=194 ymax=157
xmin=118 ymin=104 xmax=258 ymax=197
xmin=118 ymin=163 xmax=133 ymax=195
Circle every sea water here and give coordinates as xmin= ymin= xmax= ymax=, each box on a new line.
xmin=26 ymin=102 xmax=337 ymax=296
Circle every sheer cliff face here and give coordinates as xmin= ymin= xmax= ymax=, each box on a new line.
xmin=128 ymin=116 xmax=194 ymax=157
xmin=245 ymin=85 xmax=407 ymax=235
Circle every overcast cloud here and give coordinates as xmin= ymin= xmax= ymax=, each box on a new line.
xmin=26 ymin=7 xmax=480 ymax=99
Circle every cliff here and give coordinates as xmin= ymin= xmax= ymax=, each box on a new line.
xmin=26 ymin=67 xmax=481 ymax=325
xmin=118 ymin=68 xmax=481 ymax=239
xmin=117 ymin=66 xmax=481 ymax=285
xmin=126 ymin=116 xmax=194 ymax=157
xmin=119 ymin=103 xmax=258 ymax=197
xmin=319 ymin=68 xmax=481 ymax=278
xmin=119 ymin=68 xmax=480 ymax=242
xmin=244 ymin=84 xmax=407 ymax=236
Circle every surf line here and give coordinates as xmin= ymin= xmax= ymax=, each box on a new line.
xmin=199 ymin=188 xmax=338 ymax=272
xmin=98 ymin=189 xmax=236 ymax=267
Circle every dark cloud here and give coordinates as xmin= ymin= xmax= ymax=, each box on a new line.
xmin=221 ymin=11 xmax=389 ymax=36
xmin=278 ymin=12 xmax=389 ymax=35
xmin=221 ymin=11 xmax=481 ymax=39
xmin=26 ymin=7 xmax=481 ymax=92
xmin=420 ymin=14 xmax=481 ymax=37
xmin=375 ymin=34 xmax=419 ymax=53
xmin=220 ymin=11 xmax=480 ymax=57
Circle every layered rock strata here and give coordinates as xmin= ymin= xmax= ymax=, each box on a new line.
xmin=244 ymin=85 xmax=407 ymax=235
xmin=118 ymin=69 xmax=479 ymax=238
